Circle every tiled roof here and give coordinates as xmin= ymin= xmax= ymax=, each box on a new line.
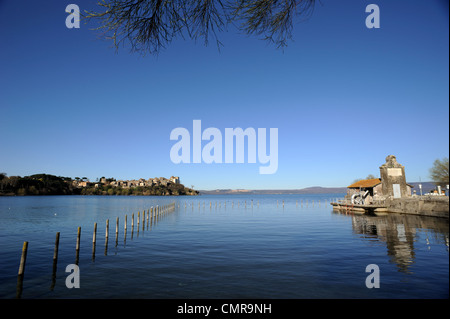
xmin=347 ymin=178 xmax=381 ymax=188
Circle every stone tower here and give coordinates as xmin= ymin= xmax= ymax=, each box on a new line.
xmin=379 ymin=155 xmax=409 ymax=198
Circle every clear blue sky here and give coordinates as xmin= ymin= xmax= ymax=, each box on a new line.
xmin=0 ymin=0 xmax=448 ymax=190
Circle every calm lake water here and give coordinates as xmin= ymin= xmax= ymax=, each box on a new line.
xmin=0 ymin=194 xmax=448 ymax=299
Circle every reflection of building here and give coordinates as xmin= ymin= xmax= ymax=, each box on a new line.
xmin=338 ymin=211 xmax=449 ymax=273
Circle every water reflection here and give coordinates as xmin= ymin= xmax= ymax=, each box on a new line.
xmin=334 ymin=211 xmax=449 ymax=273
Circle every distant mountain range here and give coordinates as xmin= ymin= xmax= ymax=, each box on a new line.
xmin=199 ymin=182 xmax=439 ymax=195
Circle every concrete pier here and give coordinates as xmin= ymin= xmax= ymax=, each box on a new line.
xmin=331 ymin=196 xmax=449 ymax=218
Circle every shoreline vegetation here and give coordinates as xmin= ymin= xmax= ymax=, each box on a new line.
xmin=0 ymin=173 xmax=199 ymax=196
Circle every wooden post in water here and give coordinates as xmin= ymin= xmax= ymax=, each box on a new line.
xmin=76 ymin=227 xmax=81 ymax=251
xmin=18 ymin=241 xmax=28 ymax=277
xmin=104 ymin=220 xmax=109 ymax=255
xmin=137 ymin=212 xmax=140 ymax=228
xmin=75 ymin=227 xmax=81 ymax=264
xmin=131 ymin=213 xmax=134 ymax=229
xmin=116 ymin=217 xmax=119 ymax=244
xmin=50 ymin=232 xmax=61 ymax=290
xmin=92 ymin=223 xmax=97 ymax=260
xmin=16 ymin=241 xmax=28 ymax=298
xmin=53 ymin=232 xmax=60 ymax=266
xmin=92 ymin=223 xmax=97 ymax=245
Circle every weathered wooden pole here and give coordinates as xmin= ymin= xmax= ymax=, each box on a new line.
xmin=18 ymin=241 xmax=28 ymax=277
xmin=137 ymin=211 xmax=140 ymax=228
xmin=75 ymin=227 xmax=81 ymax=264
xmin=92 ymin=223 xmax=97 ymax=260
xmin=16 ymin=241 xmax=28 ymax=298
xmin=76 ymin=227 xmax=81 ymax=251
xmin=124 ymin=215 xmax=127 ymax=231
xmin=104 ymin=220 xmax=109 ymax=254
xmin=51 ymin=232 xmax=60 ymax=284
xmin=53 ymin=232 xmax=60 ymax=265
xmin=50 ymin=232 xmax=60 ymax=290
xmin=92 ymin=223 xmax=97 ymax=244
xmin=131 ymin=213 xmax=134 ymax=228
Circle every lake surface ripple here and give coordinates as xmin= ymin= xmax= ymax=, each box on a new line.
xmin=0 ymin=194 xmax=448 ymax=299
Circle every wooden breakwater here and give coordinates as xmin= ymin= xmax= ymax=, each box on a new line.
xmin=15 ymin=202 xmax=176 ymax=298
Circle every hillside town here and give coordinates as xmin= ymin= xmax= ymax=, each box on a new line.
xmin=0 ymin=173 xmax=198 ymax=196
xmin=73 ymin=176 xmax=181 ymax=188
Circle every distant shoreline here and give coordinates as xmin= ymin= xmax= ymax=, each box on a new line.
xmin=198 ymin=187 xmax=347 ymax=195
xmin=198 ymin=182 xmax=436 ymax=195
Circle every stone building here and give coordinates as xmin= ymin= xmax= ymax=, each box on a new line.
xmin=379 ymin=155 xmax=412 ymax=198
xmin=346 ymin=155 xmax=413 ymax=204
xmin=347 ymin=178 xmax=382 ymax=204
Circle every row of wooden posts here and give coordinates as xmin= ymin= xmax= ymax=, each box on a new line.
xmin=17 ymin=198 xmax=341 ymax=275
xmin=15 ymin=198 xmax=344 ymax=297
xmin=16 ymin=202 xmax=176 ymax=298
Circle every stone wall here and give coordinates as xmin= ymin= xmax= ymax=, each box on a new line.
xmin=385 ymin=196 xmax=449 ymax=218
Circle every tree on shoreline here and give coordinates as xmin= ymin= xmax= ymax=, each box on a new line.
xmin=429 ymin=157 xmax=449 ymax=187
